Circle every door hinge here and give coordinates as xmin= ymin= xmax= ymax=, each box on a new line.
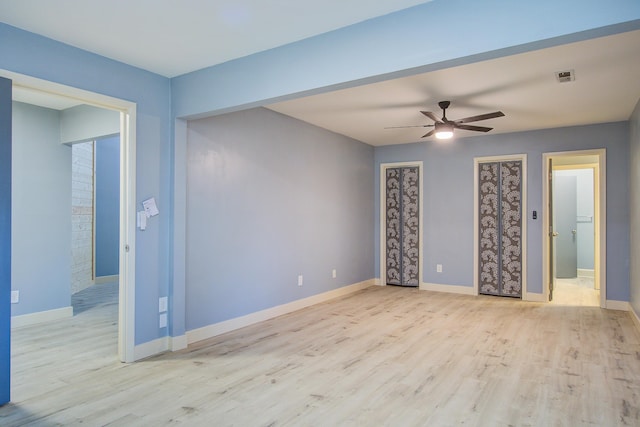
xmin=125 ymin=244 xmax=130 ymax=253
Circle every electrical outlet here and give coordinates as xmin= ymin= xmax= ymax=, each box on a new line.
xmin=159 ymin=296 xmax=168 ymax=313
xmin=11 ymin=290 xmax=19 ymax=304
xmin=159 ymin=313 xmax=167 ymax=328
xmin=332 ymin=269 xmax=337 ymax=279
xmin=436 ymin=264 xmax=443 ymax=273
xmin=298 ymin=275 xmax=303 ymax=286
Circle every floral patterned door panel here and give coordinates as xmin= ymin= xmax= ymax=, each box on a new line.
xmin=385 ymin=167 xmax=420 ymax=287
xmin=478 ymin=161 xmax=522 ymax=297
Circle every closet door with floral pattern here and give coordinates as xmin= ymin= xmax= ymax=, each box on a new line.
xmin=385 ymin=167 xmax=420 ymax=287
xmin=478 ymin=161 xmax=522 ymax=297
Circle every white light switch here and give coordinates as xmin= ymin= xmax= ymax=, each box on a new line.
xmin=332 ymin=269 xmax=337 ymax=279
xmin=298 ymin=275 xmax=303 ymax=286
xmin=159 ymin=313 xmax=167 ymax=328
xmin=436 ymin=264 xmax=443 ymax=273
xmin=11 ymin=290 xmax=19 ymax=304
xmin=159 ymin=296 xmax=168 ymax=313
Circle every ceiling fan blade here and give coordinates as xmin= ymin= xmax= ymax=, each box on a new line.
xmin=422 ymin=129 xmax=436 ymax=138
xmin=384 ymin=124 xmax=434 ymax=129
xmin=455 ymin=124 xmax=493 ymax=132
xmin=420 ymin=111 xmax=441 ymax=122
xmin=455 ymin=111 xmax=505 ymax=124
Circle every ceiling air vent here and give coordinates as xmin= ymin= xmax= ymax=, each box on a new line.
xmin=556 ymin=70 xmax=575 ymax=83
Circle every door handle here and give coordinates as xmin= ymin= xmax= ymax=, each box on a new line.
xmin=551 ymin=231 xmax=559 ymax=237
xmin=572 ymin=229 xmax=577 ymax=234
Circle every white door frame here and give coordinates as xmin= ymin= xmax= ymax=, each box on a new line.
xmin=542 ymin=149 xmax=606 ymax=308
xmin=2 ymin=70 xmax=137 ymax=362
xmin=473 ymin=154 xmax=528 ymax=298
xmin=379 ymin=161 xmax=424 ymax=287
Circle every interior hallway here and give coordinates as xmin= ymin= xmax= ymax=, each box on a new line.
xmin=2 ymin=284 xmax=639 ymax=426
xmin=552 ymin=277 xmax=599 ymax=307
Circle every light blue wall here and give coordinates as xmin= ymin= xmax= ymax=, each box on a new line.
xmin=374 ymin=122 xmax=630 ymax=301
xmin=0 ymin=23 xmax=172 ymax=345
xmin=170 ymin=0 xmax=640 ymax=342
xmin=95 ymin=135 xmax=120 ymax=277
xmin=12 ymin=102 xmax=71 ymax=316
xmin=185 ymin=108 xmax=374 ymax=330
xmin=0 ymin=76 xmax=12 ymax=405
xmin=172 ymin=0 xmax=640 ymax=118
xmin=630 ymin=99 xmax=640 ymax=315
xmin=2 ymin=0 xmax=639 ymax=352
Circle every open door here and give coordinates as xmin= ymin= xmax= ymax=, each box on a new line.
xmin=0 ymin=76 xmax=12 ymax=405
xmin=548 ymin=158 xmax=555 ymax=301
xmin=544 ymin=151 xmax=604 ymax=307
xmin=554 ymin=175 xmax=578 ymax=278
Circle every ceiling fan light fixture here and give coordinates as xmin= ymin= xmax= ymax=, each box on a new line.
xmin=435 ymin=122 xmax=453 ymax=140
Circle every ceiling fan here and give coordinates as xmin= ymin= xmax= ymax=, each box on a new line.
xmin=386 ymin=101 xmax=505 ymax=139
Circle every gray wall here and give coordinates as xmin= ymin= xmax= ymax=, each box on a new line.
xmin=375 ymin=121 xmax=630 ymax=301
xmin=554 ymin=168 xmax=595 ymax=271
xmin=12 ymin=102 xmax=71 ymax=315
xmin=185 ymin=107 xmax=374 ymax=330
xmin=630 ymin=98 xmax=640 ymax=315
xmin=95 ymin=135 xmax=120 ymax=277
xmin=0 ymin=76 xmax=12 ymax=405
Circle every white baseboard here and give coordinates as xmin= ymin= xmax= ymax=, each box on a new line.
xmin=420 ymin=282 xmax=475 ymax=295
xmin=606 ymin=300 xmax=630 ymax=311
xmin=524 ymin=292 xmax=547 ymax=302
xmin=577 ymin=269 xmax=595 ymax=278
xmin=186 ymin=279 xmax=374 ymax=346
xmin=133 ymin=335 xmax=188 ymax=361
xmin=629 ymin=305 xmax=640 ymax=334
xmin=134 ymin=337 xmax=169 ymax=361
xmin=11 ymin=306 xmax=73 ymax=328
xmin=170 ymin=335 xmax=188 ymax=351
xmin=95 ymin=274 xmax=119 ymax=284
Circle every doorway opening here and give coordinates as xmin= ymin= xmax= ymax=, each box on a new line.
xmin=2 ymin=70 xmax=137 ymax=363
xmin=71 ymin=136 xmax=121 ymax=294
xmin=542 ymin=150 xmax=605 ymax=308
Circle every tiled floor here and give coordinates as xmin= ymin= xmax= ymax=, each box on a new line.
xmin=552 ymin=276 xmax=599 ymax=306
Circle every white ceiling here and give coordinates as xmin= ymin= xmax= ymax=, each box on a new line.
xmin=267 ymin=29 xmax=640 ymax=146
xmin=2 ymin=2 xmax=639 ymax=146
xmin=0 ymin=0 xmax=431 ymax=78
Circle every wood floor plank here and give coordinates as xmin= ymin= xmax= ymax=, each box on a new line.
xmin=2 ymin=284 xmax=640 ymax=426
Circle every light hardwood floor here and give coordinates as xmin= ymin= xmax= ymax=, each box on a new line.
xmin=2 ymin=284 xmax=640 ymax=426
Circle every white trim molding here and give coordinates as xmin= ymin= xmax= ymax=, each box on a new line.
xmin=134 ymin=337 xmax=170 ymax=361
xmin=187 ymin=279 xmax=374 ymax=346
xmin=420 ymin=282 xmax=475 ymax=295
xmin=577 ymin=269 xmax=595 ymax=279
xmin=133 ymin=335 xmax=188 ymax=361
xmin=629 ymin=305 xmax=640 ymax=333
xmin=524 ymin=292 xmax=547 ymax=302
xmin=95 ymin=275 xmax=119 ymax=284
xmin=11 ymin=306 xmax=73 ymax=328
xmin=542 ymin=149 xmax=606 ymax=308
xmin=170 ymin=335 xmax=188 ymax=351
xmin=1 ymin=70 xmax=139 ymax=363
xmin=473 ymin=154 xmax=528 ymax=297
xmin=605 ymin=300 xmax=630 ymax=311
